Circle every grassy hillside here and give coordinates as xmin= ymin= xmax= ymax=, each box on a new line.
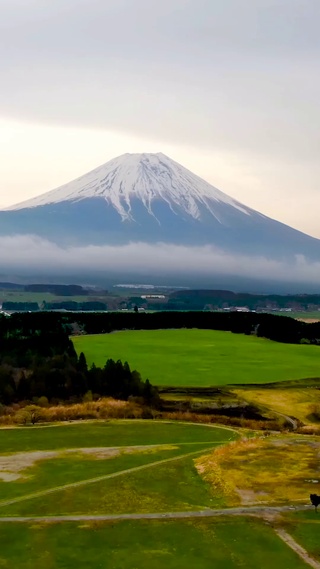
xmin=232 ymin=382 xmax=320 ymax=426
xmin=73 ymin=329 xmax=320 ymax=387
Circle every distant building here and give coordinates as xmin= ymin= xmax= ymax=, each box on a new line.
xmin=141 ymin=295 xmax=166 ymax=299
xmin=222 ymin=306 xmax=250 ymax=313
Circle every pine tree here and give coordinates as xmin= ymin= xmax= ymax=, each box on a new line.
xmin=78 ymin=352 xmax=88 ymax=374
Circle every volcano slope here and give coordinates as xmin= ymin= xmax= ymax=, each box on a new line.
xmin=1 ymin=152 xmax=320 ymax=266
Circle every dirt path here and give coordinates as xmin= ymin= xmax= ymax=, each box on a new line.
xmin=0 ymin=444 xmax=222 ymax=509
xmin=0 ymin=504 xmax=311 ymax=523
xmin=275 ymin=528 xmax=320 ymax=569
xmin=273 ymin=411 xmax=298 ymax=430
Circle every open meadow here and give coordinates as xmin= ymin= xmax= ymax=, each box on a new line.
xmin=0 ymin=517 xmax=309 ymax=569
xmin=0 ymin=421 xmax=318 ymax=568
xmin=73 ymin=329 xmax=320 ymax=387
xmin=0 ymin=421 xmax=236 ymax=517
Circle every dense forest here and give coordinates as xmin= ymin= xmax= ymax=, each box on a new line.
xmin=0 ymin=313 xmax=157 ymax=405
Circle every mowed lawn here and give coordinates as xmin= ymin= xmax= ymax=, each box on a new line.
xmin=0 ymin=421 xmax=232 ymax=453
xmin=73 ymin=329 xmax=320 ymax=386
xmin=0 ymin=422 xmax=235 ymax=515
xmin=0 ymin=518 xmax=308 ymax=569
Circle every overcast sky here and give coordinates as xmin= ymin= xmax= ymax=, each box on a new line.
xmin=1 ymin=0 xmax=320 ymax=237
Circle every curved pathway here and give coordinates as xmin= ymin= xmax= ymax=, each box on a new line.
xmin=273 ymin=411 xmax=298 ymax=430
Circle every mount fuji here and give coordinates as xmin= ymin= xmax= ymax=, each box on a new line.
xmin=1 ymin=152 xmax=320 ymax=263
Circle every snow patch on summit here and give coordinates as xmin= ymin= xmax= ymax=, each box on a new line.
xmin=6 ymin=153 xmax=251 ymax=223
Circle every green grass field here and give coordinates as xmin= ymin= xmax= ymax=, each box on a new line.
xmin=73 ymin=329 xmax=320 ymax=386
xmin=0 ymin=421 xmax=235 ymax=516
xmin=2 ymin=450 xmax=225 ymax=517
xmin=0 ymin=421 xmax=231 ymax=453
xmin=0 ymin=518 xmax=308 ymax=569
xmin=282 ymin=511 xmax=320 ymax=563
xmin=0 ymin=421 xmax=317 ymax=567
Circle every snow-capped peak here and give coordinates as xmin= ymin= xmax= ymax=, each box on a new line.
xmin=6 ymin=152 xmax=250 ymax=221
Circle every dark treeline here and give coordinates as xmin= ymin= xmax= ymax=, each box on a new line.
xmin=43 ymin=301 xmax=107 ymax=311
xmin=3 ymin=301 xmax=108 ymax=312
xmin=0 ymin=313 xmax=157 ymax=405
xmin=1 ymin=310 xmax=320 ymax=344
xmin=25 ymin=284 xmax=89 ymax=296
xmin=167 ymin=289 xmax=320 ymax=311
xmin=71 ymin=310 xmax=320 ymax=344
xmin=11 ymin=355 xmax=157 ymax=406
xmin=3 ymin=302 xmax=40 ymax=312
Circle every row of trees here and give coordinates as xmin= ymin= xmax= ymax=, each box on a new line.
xmin=2 ymin=301 xmax=108 ymax=312
xmin=1 ymin=310 xmax=320 ymax=344
xmin=43 ymin=301 xmax=107 ymax=311
xmin=68 ymin=310 xmax=320 ymax=344
xmin=0 ymin=353 xmax=158 ymax=405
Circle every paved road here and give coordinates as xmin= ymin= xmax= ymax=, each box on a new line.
xmin=0 ymin=504 xmax=311 ymax=523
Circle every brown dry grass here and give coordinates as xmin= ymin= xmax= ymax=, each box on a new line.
xmin=232 ymin=387 xmax=320 ymax=425
xmin=0 ymin=399 xmax=282 ymax=430
xmin=160 ymin=411 xmax=280 ymax=431
xmin=0 ymin=398 xmax=145 ymax=425
xmin=195 ymin=435 xmax=320 ymax=506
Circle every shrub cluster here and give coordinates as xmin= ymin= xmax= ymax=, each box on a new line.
xmin=10 ymin=398 xmax=144 ymax=425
